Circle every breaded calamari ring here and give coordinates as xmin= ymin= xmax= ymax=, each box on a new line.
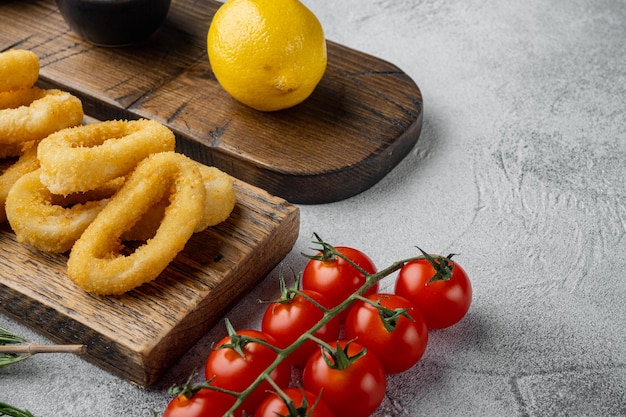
xmin=0 ymin=88 xmax=84 ymax=145
xmin=0 ymin=88 xmax=56 ymax=157
xmin=5 ymin=170 xmax=122 ymax=253
xmin=38 ymin=119 xmax=175 ymax=194
xmin=0 ymin=50 xmax=39 ymax=93
xmin=194 ymin=164 xmax=236 ymax=232
xmin=122 ymin=163 xmax=236 ymax=241
xmin=67 ymin=152 xmax=205 ymax=295
xmin=0 ymin=142 xmax=40 ymax=222
xmin=0 ymin=142 xmax=31 ymax=159
xmin=0 ymin=87 xmax=46 ymax=111
xmin=49 ymin=177 xmax=125 ymax=208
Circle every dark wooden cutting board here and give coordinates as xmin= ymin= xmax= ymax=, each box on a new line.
xmin=0 ymin=178 xmax=299 ymax=387
xmin=0 ymin=0 xmax=423 ymax=204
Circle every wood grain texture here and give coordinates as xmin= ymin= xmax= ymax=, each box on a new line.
xmin=0 ymin=179 xmax=300 ymax=386
xmin=0 ymin=0 xmax=423 ymax=204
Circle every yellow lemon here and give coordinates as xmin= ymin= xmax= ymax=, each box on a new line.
xmin=207 ymin=0 xmax=327 ymax=112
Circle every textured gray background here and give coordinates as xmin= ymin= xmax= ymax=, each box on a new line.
xmin=2 ymin=0 xmax=626 ymax=415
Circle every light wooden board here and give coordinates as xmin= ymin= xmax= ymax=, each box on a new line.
xmin=0 ymin=0 xmax=423 ymax=204
xmin=0 ymin=180 xmax=299 ymax=386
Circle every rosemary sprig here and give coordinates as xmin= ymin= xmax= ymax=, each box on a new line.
xmin=0 ymin=326 xmax=86 ymax=368
xmin=0 ymin=326 xmax=27 ymax=344
xmin=0 ymin=402 xmax=35 ymax=417
xmin=0 ymin=327 xmax=84 ymax=417
xmin=0 ymin=326 xmax=30 ymax=368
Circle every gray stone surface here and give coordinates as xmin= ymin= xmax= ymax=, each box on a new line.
xmin=2 ymin=0 xmax=625 ymax=415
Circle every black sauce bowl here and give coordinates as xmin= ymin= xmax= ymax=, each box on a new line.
xmin=55 ymin=0 xmax=172 ymax=47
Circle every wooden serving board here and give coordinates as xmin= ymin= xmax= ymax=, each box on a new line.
xmin=0 ymin=178 xmax=300 ymax=387
xmin=0 ymin=0 xmax=423 ymax=204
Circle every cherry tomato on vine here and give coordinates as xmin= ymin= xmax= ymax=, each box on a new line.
xmin=262 ymin=289 xmax=341 ymax=366
xmin=345 ymin=293 xmax=428 ymax=374
xmin=302 ymin=245 xmax=378 ymax=316
xmin=254 ymin=387 xmax=335 ymax=417
xmin=204 ymin=329 xmax=291 ymax=414
xmin=302 ymin=340 xmax=386 ymax=417
xmin=163 ymin=388 xmax=236 ymax=417
xmin=395 ymin=253 xmax=472 ymax=329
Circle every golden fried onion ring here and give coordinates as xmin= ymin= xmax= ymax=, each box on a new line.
xmin=0 ymin=50 xmax=39 ymax=93
xmin=0 ymin=88 xmax=84 ymax=145
xmin=67 ymin=152 xmax=205 ymax=295
xmin=5 ymin=170 xmax=122 ymax=253
xmin=0 ymin=142 xmax=40 ymax=222
xmin=38 ymin=119 xmax=175 ymax=195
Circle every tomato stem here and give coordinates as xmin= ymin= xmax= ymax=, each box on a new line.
xmin=293 ymin=290 xmax=330 ymax=313
xmin=274 ymin=264 xmax=299 ymax=304
xmin=414 ymin=246 xmax=457 ymax=284
xmin=305 ymin=333 xmax=334 ymax=351
xmin=217 ymin=318 xmax=283 ymax=358
xmin=303 ymin=233 xmax=373 ymax=279
xmin=319 ymin=338 xmax=366 ymax=370
xmin=354 ymin=294 xmax=415 ymax=332
xmin=263 ymin=378 xmax=305 ymax=417
xmin=167 ymin=369 xmax=205 ymax=398
xmin=167 ymin=370 xmax=241 ymax=399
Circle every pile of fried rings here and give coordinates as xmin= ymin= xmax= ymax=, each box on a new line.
xmin=0 ymin=49 xmax=236 ymax=296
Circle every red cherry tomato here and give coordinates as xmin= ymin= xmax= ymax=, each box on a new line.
xmin=395 ymin=256 xmax=472 ymax=329
xmin=344 ymin=293 xmax=429 ymax=374
xmin=163 ymin=388 xmax=236 ymax=417
xmin=302 ymin=246 xmax=378 ymax=316
xmin=262 ymin=289 xmax=341 ymax=366
xmin=302 ymin=340 xmax=386 ymax=417
xmin=254 ymin=388 xmax=335 ymax=417
xmin=204 ymin=329 xmax=291 ymax=414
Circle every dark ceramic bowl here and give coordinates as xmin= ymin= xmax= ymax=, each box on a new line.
xmin=55 ymin=0 xmax=172 ymax=47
